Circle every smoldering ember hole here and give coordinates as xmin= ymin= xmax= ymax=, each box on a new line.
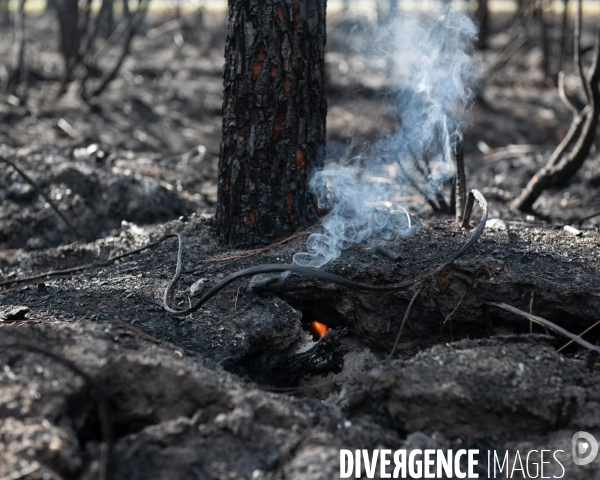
xmin=222 ymin=318 xmax=346 ymax=388
xmin=307 ymin=319 xmax=328 ymax=340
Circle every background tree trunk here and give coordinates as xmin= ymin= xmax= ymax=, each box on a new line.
xmin=216 ymin=0 xmax=327 ymax=246
xmin=475 ymin=0 xmax=489 ymax=50
xmin=55 ymin=0 xmax=80 ymax=93
xmin=0 ymin=0 xmax=10 ymax=27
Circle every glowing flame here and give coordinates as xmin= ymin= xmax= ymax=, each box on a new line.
xmin=309 ymin=320 xmax=328 ymax=340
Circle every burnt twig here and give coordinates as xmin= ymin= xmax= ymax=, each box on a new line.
xmin=113 ymin=317 xmax=160 ymax=344
xmin=81 ymin=0 xmax=150 ymax=101
xmin=485 ymin=302 xmax=600 ymax=354
xmin=0 ymin=234 xmax=177 ymax=288
xmin=557 ymin=71 xmax=579 ymax=116
xmin=574 ymin=0 xmax=590 ymax=102
xmin=454 ymin=141 xmax=466 ymax=224
xmin=557 ymin=318 xmax=600 ymax=353
xmin=388 ymin=286 xmax=422 ymax=360
xmin=460 ymin=190 xmax=475 ymax=229
xmin=574 ymin=210 xmax=600 ymax=225
xmin=485 ymin=302 xmax=600 ymax=352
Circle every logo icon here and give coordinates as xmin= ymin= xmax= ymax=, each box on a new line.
xmin=572 ymin=431 xmax=599 ymax=466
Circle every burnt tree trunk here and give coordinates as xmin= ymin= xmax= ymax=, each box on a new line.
xmin=475 ymin=0 xmax=489 ymax=50
xmin=55 ymin=0 xmax=80 ymax=94
xmin=216 ymin=0 xmax=327 ymax=246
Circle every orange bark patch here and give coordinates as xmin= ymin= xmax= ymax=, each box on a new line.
xmin=294 ymin=146 xmax=306 ymax=173
xmin=284 ymin=75 xmax=292 ymax=93
xmin=292 ymin=0 xmax=300 ymax=24
xmin=248 ymin=211 xmax=256 ymax=225
xmin=251 ymin=15 xmax=258 ymax=28
xmin=271 ymin=64 xmax=278 ymax=79
xmin=285 ymin=192 xmax=294 ymax=210
xmin=272 ymin=109 xmax=286 ymax=140
xmin=238 ymin=125 xmax=246 ymax=137
xmin=276 ymin=4 xmax=284 ymax=23
xmin=252 ymin=44 xmax=267 ymax=82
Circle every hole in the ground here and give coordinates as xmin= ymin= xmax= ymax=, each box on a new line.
xmin=222 ymin=310 xmax=345 ymax=388
xmin=282 ymin=291 xmax=510 ymax=358
xmin=222 ymin=326 xmax=346 ymax=387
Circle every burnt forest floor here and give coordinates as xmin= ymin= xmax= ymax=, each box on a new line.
xmin=0 ymin=9 xmax=600 ymax=480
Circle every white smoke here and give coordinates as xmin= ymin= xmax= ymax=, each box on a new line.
xmin=293 ymin=4 xmax=480 ymax=268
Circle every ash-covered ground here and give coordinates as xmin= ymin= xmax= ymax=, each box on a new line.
xmin=1 ymin=8 xmax=600 ymax=480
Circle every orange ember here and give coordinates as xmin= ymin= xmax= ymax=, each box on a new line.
xmin=309 ymin=320 xmax=328 ymax=340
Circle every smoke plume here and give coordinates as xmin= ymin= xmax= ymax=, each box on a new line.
xmin=293 ymin=4 xmax=480 ymax=268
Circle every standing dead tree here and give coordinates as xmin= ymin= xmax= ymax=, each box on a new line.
xmin=79 ymin=0 xmax=150 ymax=101
xmin=55 ymin=0 xmax=82 ymax=96
xmin=7 ymin=0 xmax=27 ymax=98
xmin=216 ymin=0 xmax=327 ymax=245
xmin=512 ymin=3 xmax=600 ymax=213
xmin=51 ymin=0 xmax=150 ymax=100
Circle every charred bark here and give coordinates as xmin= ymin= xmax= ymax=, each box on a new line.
xmin=216 ymin=0 xmax=327 ymax=246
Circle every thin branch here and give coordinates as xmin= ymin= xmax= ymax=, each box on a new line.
xmin=389 ymin=287 xmax=423 ymax=360
xmin=113 ymin=317 xmax=160 ymax=344
xmin=574 ymin=0 xmax=591 ymax=101
xmin=574 ymin=210 xmax=600 ymax=224
xmin=486 ymin=1 xmax=535 ymax=75
xmin=558 ymin=71 xmax=579 ymax=116
xmin=444 ymin=284 xmax=469 ymax=325
xmin=454 ymin=141 xmax=466 ymax=224
xmin=396 ymin=160 xmax=440 ymax=212
xmin=557 ymin=0 xmax=570 ymax=78
xmin=529 ymin=291 xmax=535 ymax=333
xmin=199 ymin=231 xmax=311 ymax=264
xmin=485 ymin=302 xmax=600 ymax=354
xmin=557 ymin=319 xmax=600 ymax=353
xmin=0 ymin=234 xmax=177 ymax=288
xmin=82 ymin=0 xmax=150 ymax=101
xmin=460 ymin=191 xmax=475 ymax=229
